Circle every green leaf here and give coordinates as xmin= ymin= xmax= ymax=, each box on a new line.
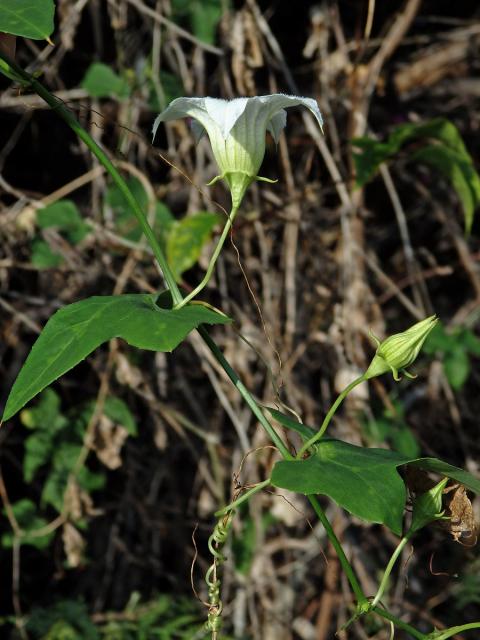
xmin=413 ymin=143 xmax=480 ymax=234
xmin=24 ymin=431 xmax=56 ymax=483
xmin=0 ymin=0 xmax=55 ymax=40
xmin=81 ymin=63 xmax=130 ymax=100
xmin=171 ymin=0 xmax=223 ymax=44
xmin=148 ymin=70 xmax=185 ymax=112
xmin=423 ymin=322 xmax=452 ymax=354
xmin=463 ymin=330 xmax=480 ymax=357
xmin=352 ymin=118 xmax=480 ymax=233
xmin=390 ymin=425 xmax=420 ymax=458
xmin=271 ymin=439 xmax=480 ymax=535
xmin=30 ymin=201 xmax=90 ymax=268
xmin=1 ymin=499 xmax=53 ymax=550
xmin=190 ymin=0 xmax=223 ymax=45
xmin=444 ymin=348 xmax=470 ymax=389
xmin=362 ymin=406 xmax=420 ymax=458
xmin=103 ymin=397 xmax=137 ymax=436
xmin=167 ymin=212 xmax=219 ymax=280
xmin=266 ymin=407 xmax=317 ymax=441
xmin=41 ymin=443 xmax=105 ymax=511
xmin=37 ymin=200 xmax=91 ymax=245
xmin=20 ymin=387 xmax=64 ymax=430
xmin=2 ymin=293 xmax=230 ymax=422
xmin=409 ymin=457 xmax=480 ymax=494
xmin=26 ymin=601 xmax=100 ymax=639
xmin=272 ymin=440 xmax=409 ymax=534
xmin=104 ymin=177 xmax=174 ymax=244
xmin=20 ymin=389 xmax=68 ymax=481
xmin=31 ymin=238 xmax=63 ymax=269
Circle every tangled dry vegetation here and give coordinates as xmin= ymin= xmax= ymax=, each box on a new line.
xmin=1 ymin=1 xmax=480 ymax=638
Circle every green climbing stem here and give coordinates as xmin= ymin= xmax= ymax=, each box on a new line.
xmin=307 ymin=494 xmax=367 ymax=606
xmin=0 ymin=51 xmax=183 ymax=306
xmin=174 ymin=205 xmax=239 ymax=309
xmin=197 ymin=326 xmax=292 ymax=460
xmin=431 ymin=623 xmax=480 ymax=639
xmin=215 ymin=479 xmax=271 ymax=516
xmin=0 ymin=54 xmax=442 ymax=640
xmin=297 ymin=374 xmax=366 ymax=458
xmin=197 ymin=326 xmax=368 ymax=604
xmin=373 ymin=607 xmax=427 ymax=640
xmin=371 ymin=532 xmax=412 ymax=608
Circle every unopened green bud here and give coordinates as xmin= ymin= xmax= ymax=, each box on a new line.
xmin=410 ymin=477 xmax=448 ymax=533
xmin=364 ymin=315 xmax=438 ymax=381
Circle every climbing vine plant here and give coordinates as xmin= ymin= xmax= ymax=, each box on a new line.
xmin=0 ymin=4 xmax=479 ymax=640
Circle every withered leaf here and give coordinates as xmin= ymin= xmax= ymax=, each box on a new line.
xmin=62 ymin=522 xmax=85 ymax=568
xmin=405 ymin=466 xmax=437 ymax=496
xmin=446 ymin=484 xmax=477 ymax=546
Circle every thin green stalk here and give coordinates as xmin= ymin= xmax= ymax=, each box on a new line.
xmin=197 ymin=326 xmax=292 ymax=460
xmin=198 ymin=326 xmax=367 ymax=604
xmin=215 ymin=479 xmax=271 ymax=516
xmin=432 ymin=623 xmax=480 ymax=639
xmin=174 ymin=205 xmax=239 ymax=309
xmin=373 ymin=607 xmax=427 ymax=640
xmin=307 ymin=494 xmax=367 ymax=605
xmin=297 ymin=374 xmax=366 ymax=458
xmin=0 ymin=51 xmax=183 ymax=306
xmin=371 ymin=533 xmax=412 ymax=608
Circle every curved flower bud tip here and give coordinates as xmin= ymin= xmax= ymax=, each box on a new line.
xmin=364 ymin=315 xmax=438 ymax=381
xmin=152 ymin=94 xmax=323 ymax=208
xmin=410 ymin=477 xmax=448 ymax=534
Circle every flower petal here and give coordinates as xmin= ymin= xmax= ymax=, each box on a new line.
xmin=258 ymin=93 xmax=324 ymax=132
xmin=190 ymin=119 xmax=206 ymax=144
xmin=267 ymin=110 xmax=287 ymax=144
xmin=152 ymin=96 xmax=208 ymax=141
xmin=204 ymin=97 xmax=249 ymax=138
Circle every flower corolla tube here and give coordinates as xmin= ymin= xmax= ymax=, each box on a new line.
xmin=152 ymin=94 xmax=323 ymax=208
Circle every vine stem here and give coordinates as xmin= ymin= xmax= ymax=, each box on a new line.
xmin=214 ymin=479 xmax=271 ymax=516
xmin=371 ymin=533 xmax=412 ymax=608
xmin=0 ymin=51 xmax=183 ymax=307
xmin=432 ymin=623 xmax=480 ymax=639
xmin=174 ymin=205 xmax=239 ymax=309
xmin=0 ymin=54 xmax=435 ymax=639
xmin=373 ymin=607 xmax=427 ymax=640
xmin=297 ymin=374 xmax=366 ymax=458
xmin=197 ymin=328 xmax=368 ymax=603
xmin=197 ymin=327 xmax=291 ymax=460
xmin=307 ymin=494 xmax=367 ymax=605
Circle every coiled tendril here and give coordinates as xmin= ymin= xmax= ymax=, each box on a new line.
xmin=205 ymin=510 xmax=234 ymax=639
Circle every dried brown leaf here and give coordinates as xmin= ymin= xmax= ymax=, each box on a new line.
xmin=447 ymin=484 xmax=478 ymax=546
xmin=62 ymin=522 xmax=85 ymax=568
xmin=93 ymin=415 xmax=129 ymax=470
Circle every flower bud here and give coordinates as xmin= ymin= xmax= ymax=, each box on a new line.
xmin=410 ymin=477 xmax=448 ymax=533
xmin=364 ymin=315 xmax=438 ymax=381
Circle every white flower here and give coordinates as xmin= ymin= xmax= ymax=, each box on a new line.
xmin=152 ymin=94 xmax=323 ymax=208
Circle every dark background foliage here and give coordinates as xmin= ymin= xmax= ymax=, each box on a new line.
xmin=1 ymin=0 xmax=480 ymax=638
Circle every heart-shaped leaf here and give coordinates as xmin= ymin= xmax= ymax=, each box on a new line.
xmin=2 ymin=294 xmax=230 ymax=422
xmin=272 ymin=439 xmax=480 ymax=535
xmin=272 ymin=440 xmax=408 ymax=534
xmin=0 ymin=0 xmax=55 ymax=40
